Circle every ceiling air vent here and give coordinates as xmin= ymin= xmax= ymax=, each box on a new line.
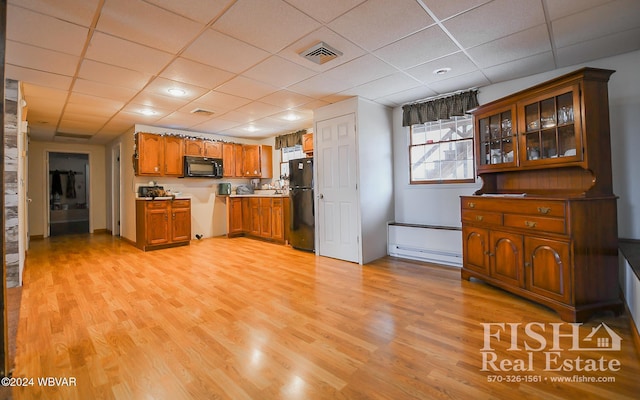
xmin=190 ymin=108 xmax=215 ymax=117
xmin=300 ymin=42 xmax=342 ymax=65
xmin=54 ymin=132 xmax=92 ymax=140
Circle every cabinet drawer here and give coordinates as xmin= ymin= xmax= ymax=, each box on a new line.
xmin=503 ymin=201 xmax=565 ymax=217
xmin=462 ymin=210 xmax=502 ymax=225
xmin=504 ymin=214 xmax=565 ymax=234
xmin=172 ymin=199 xmax=191 ymax=208
xmin=146 ymin=201 xmax=169 ymax=209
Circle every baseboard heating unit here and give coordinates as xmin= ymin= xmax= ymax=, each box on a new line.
xmin=388 ymin=223 xmax=462 ymax=267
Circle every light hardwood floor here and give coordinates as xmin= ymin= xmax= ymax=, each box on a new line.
xmin=12 ymin=234 xmax=640 ymax=399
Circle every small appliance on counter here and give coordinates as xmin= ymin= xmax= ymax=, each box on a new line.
xmin=138 ymin=185 xmax=165 ymax=198
xmin=218 ymin=183 xmax=231 ymax=195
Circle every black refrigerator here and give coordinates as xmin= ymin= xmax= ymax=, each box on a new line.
xmin=289 ymin=157 xmax=314 ymax=251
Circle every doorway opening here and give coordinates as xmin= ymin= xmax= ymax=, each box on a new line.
xmin=48 ymin=152 xmax=90 ymax=236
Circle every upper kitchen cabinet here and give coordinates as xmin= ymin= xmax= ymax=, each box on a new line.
xmin=473 ymin=67 xmax=615 ymax=197
xmin=135 ymin=132 xmax=184 ymax=177
xmin=222 ymin=143 xmax=243 ymax=178
xmin=185 ymin=139 xmax=223 ymax=158
xmin=241 ymin=144 xmax=273 ymax=179
xmin=302 ymin=132 xmax=314 ymax=156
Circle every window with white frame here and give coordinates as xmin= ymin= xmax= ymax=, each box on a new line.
xmin=410 ymin=116 xmax=475 ymax=184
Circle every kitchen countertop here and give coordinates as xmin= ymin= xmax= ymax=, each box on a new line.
xmin=228 ymin=193 xmax=289 ymax=198
xmin=136 ymin=196 xmax=191 ymax=200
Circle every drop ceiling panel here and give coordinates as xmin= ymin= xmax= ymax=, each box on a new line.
xmin=129 ymin=91 xmax=186 ymax=110
xmin=85 ymin=32 xmax=174 ymax=74
xmin=234 ymin=101 xmax=283 ymax=121
xmin=182 ymin=29 xmax=270 ymax=73
xmin=144 ymin=0 xmax=234 ymax=24
xmin=427 ymin=70 xmax=490 ymax=94
xmin=63 ymin=102 xmax=119 ymax=119
xmin=8 ymin=0 xmax=100 ymax=26
xmin=374 ymin=25 xmax=460 ymax=69
xmin=467 ymin=24 xmax=551 ymax=68
xmin=213 ymin=0 xmax=321 ymax=53
xmin=243 ymin=56 xmax=317 ymax=88
xmin=321 ymin=54 xmax=397 ymax=88
xmin=283 ymin=0 xmax=366 ymax=23
xmin=67 ymin=92 xmax=126 ymax=114
xmin=421 ymin=0 xmax=492 ymax=20
xmin=376 ymin=85 xmax=438 ymax=107
xmin=97 ymin=0 xmax=204 ymax=54
xmin=143 ymin=77 xmax=209 ymax=100
xmin=190 ymin=118 xmax=242 ymax=134
xmin=551 ymin=0 xmax=640 ymax=49
xmin=545 ymin=0 xmax=615 ymax=20
xmin=72 ymin=79 xmax=138 ymax=102
xmin=443 ymin=0 xmax=545 ymax=49
xmin=160 ymin=58 xmax=235 ymax=89
xmin=215 ymin=76 xmax=279 ymax=100
xmin=555 ymin=28 xmax=640 ymax=67
xmin=341 ymin=72 xmax=422 ymax=100
xmin=5 ymin=65 xmax=72 ymax=91
xmin=259 ymin=90 xmax=316 ymax=109
xmin=155 ymin=111 xmax=215 ymax=130
xmin=185 ymin=91 xmax=252 ymax=113
xmin=482 ymin=51 xmax=556 ymax=82
xmin=329 ymin=0 xmax=435 ymax=51
xmin=405 ymin=52 xmax=479 ymax=84
xmin=78 ymin=60 xmax=152 ymax=90
xmin=7 ymin=5 xmax=89 ymax=55
xmin=287 ymin=73 xmax=353 ymax=98
xmin=7 ymin=41 xmax=79 ymax=77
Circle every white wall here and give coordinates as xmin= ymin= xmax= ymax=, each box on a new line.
xmin=393 ymin=49 xmax=640 ymax=240
xmin=106 ymin=124 xmax=287 ymax=244
xmin=28 ymin=141 xmax=107 ymax=237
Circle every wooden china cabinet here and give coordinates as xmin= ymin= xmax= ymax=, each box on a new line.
xmin=461 ymin=68 xmax=622 ymax=322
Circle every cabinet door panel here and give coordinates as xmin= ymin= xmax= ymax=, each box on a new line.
xmin=137 ymin=133 xmax=164 ymax=175
xmin=462 ymin=227 xmax=489 ymax=275
xmin=525 ymin=237 xmax=571 ymax=303
xmin=272 ymin=200 xmax=284 ymax=240
xmin=204 ymin=141 xmax=223 ymax=158
xmin=228 ymin=198 xmax=243 ymax=234
xmin=164 ymin=136 xmax=184 ymax=176
xmin=249 ymin=198 xmax=260 ymax=236
xmin=184 ymin=139 xmax=203 ymax=156
xmin=259 ymin=198 xmax=272 ymax=237
xmin=171 ymin=208 xmax=191 ymax=242
xmin=490 ymin=231 xmax=524 ymax=287
xmin=147 ymin=209 xmax=169 ymax=245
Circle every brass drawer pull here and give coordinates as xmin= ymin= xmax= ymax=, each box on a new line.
xmin=476 ymin=215 xmax=484 ymax=221
xmin=468 ymin=202 xmax=476 ymax=208
xmin=537 ymin=206 xmax=551 ymax=214
xmin=525 ymin=221 xmax=537 ymax=228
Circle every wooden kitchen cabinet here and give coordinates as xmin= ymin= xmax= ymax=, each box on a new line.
xmin=302 ymin=133 xmax=313 ymax=155
xmin=241 ymin=144 xmax=273 ymax=178
xmin=136 ymin=199 xmax=191 ymax=251
xmin=135 ymin=132 xmax=184 ymax=177
xmin=461 ymin=68 xmax=621 ymax=322
xmin=222 ymin=143 xmax=243 ymax=177
xmin=226 ymin=196 xmax=289 ymax=243
xmin=184 ymin=138 xmax=203 ymax=156
xmin=204 ymin=141 xmax=223 ymax=158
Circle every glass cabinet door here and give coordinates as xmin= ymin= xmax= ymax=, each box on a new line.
xmin=519 ymin=85 xmax=582 ymax=165
xmin=477 ymin=106 xmax=516 ymax=169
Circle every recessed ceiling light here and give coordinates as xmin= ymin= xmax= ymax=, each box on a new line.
xmin=433 ymin=67 xmax=452 ymax=75
xmin=282 ymin=113 xmax=300 ymax=121
xmin=139 ymin=109 xmax=157 ymax=116
xmin=244 ymin=125 xmax=259 ymax=132
xmin=167 ymin=88 xmax=186 ymax=97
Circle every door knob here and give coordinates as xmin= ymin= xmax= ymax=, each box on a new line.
xmin=319 ymin=194 xmax=324 ymax=199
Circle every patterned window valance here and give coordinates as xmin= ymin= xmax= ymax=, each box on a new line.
xmin=402 ymin=89 xmax=479 ymax=126
xmin=275 ymin=129 xmax=306 ymax=150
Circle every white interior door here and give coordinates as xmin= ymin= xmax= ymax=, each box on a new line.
xmin=316 ymin=113 xmax=360 ymax=263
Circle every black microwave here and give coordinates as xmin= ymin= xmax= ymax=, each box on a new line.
xmin=183 ymin=156 xmax=223 ymax=178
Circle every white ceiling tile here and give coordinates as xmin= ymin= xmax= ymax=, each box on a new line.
xmin=321 ymin=54 xmax=398 ymax=87
xmin=155 ymin=111 xmax=215 ymax=130
xmin=420 ymin=0 xmax=493 ymax=20
xmin=72 ymin=79 xmax=138 ymax=102
xmin=243 ymin=56 xmax=317 ymax=88
xmin=374 ymin=25 xmax=460 ymax=69
xmin=67 ymin=93 xmax=126 ymax=114
xmin=119 ymin=105 xmax=171 ymax=121
xmin=60 ymin=112 xmax=110 ymax=126
xmin=405 ymin=52 xmax=479 ymax=84
xmin=340 ymin=73 xmax=421 ymax=99
xmin=214 ymin=0 xmax=320 ymax=53
xmin=277 ymin=27 xmax=367 ymax=72
xmin=56 ymin=121 xmax=102 ymax=135
xmin=556 ymin=27 xmax=640 ymax=67
xmin=7 ymin=41 xmax=79 ymax=76
xmin=22 ymin=84 xmax=70 ymax=103
xmin=78 ymin=60 xmax=153 ymax=90
xmin=546 ymin=0 xmax=615 ymax=20
xmin=283 ymin=0 xmax=366 ymax=23
xmin=259 ymin=90 xmax=316 ymax=109
xmin=234 ymin=101 xmax=283 ymax=120
xmin=426 ymin=70 xmax=490 ymax=94
xmin=377 ymin=86 xmax=439 ymax=107
xmin=443 ymin=0 xmax=545 ymax=49
xmin=144 ymin=77 xmax=209 ymax=100
xmin=551 ymin=0 xmax=640 ymax=48
xmin=215 ymin=76 xmax=279 ymax=100
xmin=287 ymin=74 xmax=353 ymax=98
xmin=482 ymin=51 xmax=556 ymax=83
xmin=129 ymin=91 xmax=187 ymax=111
xmin=183 ymin=29 xmax=270 ymax=73
xmin=467 ymin=24 xmax=551 ymax=68
xmin=97 ymin=0 xmax=204 ymax=53
xmin=160 ymin=58 xmax=235 ymax=89
xmin=190 ymin=118 xmax=242 ymax=134
xmin=8 ymin=0 xmax=100 ymax=26
xmin=217 ymin=110 xmax=259 ymax=124
xmin=296 ymin=99 xmax=330 ymax=112
xmin=329 ymin=0 xmax=434 ymax=51
xmin=63 ymin=102 xmax=118 ymax=120
xmin=5 ymin=65 xmax=72 ymax=91
xmin=85 ymin=32 xmax=174 ymax=74
xmin=144 ymin=0 xmax=235 ymax=24
xmin=186 ymin=91 xmax=252 ymax=113
xmin=8 ymin=5 xmax=89 ymax=55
